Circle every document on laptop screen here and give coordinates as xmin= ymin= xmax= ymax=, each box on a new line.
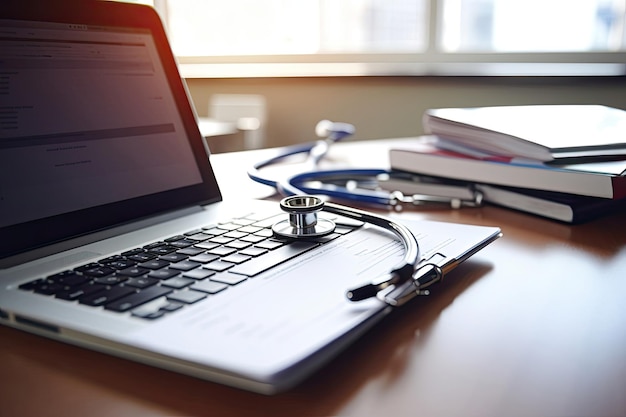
xmin=0 ymin=20 xmax=203 ymax=228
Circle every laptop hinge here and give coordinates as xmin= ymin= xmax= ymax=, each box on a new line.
xmin=0 ymin=206 xmax=204 ymax=269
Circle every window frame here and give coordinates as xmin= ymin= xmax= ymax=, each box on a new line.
xmin=153 ymin=0 xmax=626 ymax=78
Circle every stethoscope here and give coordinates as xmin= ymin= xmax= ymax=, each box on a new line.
xmin=248 ymin=120 xmax=483 ymax=210
xmin=248 ymin=121 xmax=455 ymax=306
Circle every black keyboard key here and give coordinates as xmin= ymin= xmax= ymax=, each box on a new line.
xmin=182 ymin=268 xmax=215 ymax=280
xmin=238 ymin=225 xmax=263 ymax=234
xmin=190 ymin=280 xmax=227 ymax=294
xmin=132 ymin=310 xmax=165 ymax=320
xmin=167 ymin=239 xmax=195 ymax=248
xmin=210 ymin=272 xmax=247 ymax=286
xmin=138 ymin=259 xmax=170 ymax=270
xmin=147 ymin=245 xmax=178 ymax=255
xmin=56 ymin=282 xmax=106 ymax=300
xmin=164 ymin=235 xmax=186 ymax=242
xmin=169 ymin=260 xmax=201 ymax=271
xmin=143 ymin=242 xmax=165 ymax=249
xmin=79 ymin=285 xmax=136 ymax=306
xmin=203 ymin=260 xmax=234 ymax=272
xmin=161 ymin=276 xmax=194 ymax=289
xmin=255 ymin=240 xmax=284 ymax=250
xmin=253 ymin=228 xmax=274 ymax=238
xmin=176 ymin=247 xmax=206 ymax=256
xmin=238 ymin=247 xmax=268 ymax=257
xmin=124 ymin=277 xmax=159 ymax=289
xmin=127 ymin=252 xmax=157 ymax=262
xmin=229 ymin=241 xmax=319 ymax=277
xmin=183 ymin=229 xmax=204 ymax=236
xmin=208 ymin=246 xmax=236 ymax=257
xmin=241 ymin=234 xmax=266 ymax=244
xmin=102 ymin=259 xmax=137 ymax=270
xmin=19 ymin=278 xmax=44 ymax=291
xmin=130 ymin=297 xmax=182 ymax=318
xmin=81 ymin=266 xmax=116 ymax=278
xmin=225 ymin=240 xmax=252 ymax=250
xmin=117 ymin=266 xmax=150 ymax=277
xmin=160 ymin=301 xmax=184 ymax=312
xmin=186 ymin=233 xmax=213 ymax=242
xmin=210 ymin=236 xmax=235 ymax=245
xmin=221 ymin=253 xmax=251 ymax=264
xmin=105 ymin=285 xmax=172 ymax=312
xmin=167 ymin=290 xmax=206 ymax=304
xmin=188 ymin=253 xmax=219 ymax=264
xmin=201 ymin=227 xmax=228 ymax=236
xmin=93 ymin=275 xmax=127 ymax=285
xmin=159 ymin=253 xmax=188 ymax=263
xmin=223 ymin=231 xmax=247 ymax=239
xmin=147 ymin=269 xmax=180 ymax=280
xmin=47 ymin=271 xmax=88 ymax=287
xmin=193 ymin=241 xmax=219 ymax=250
xmin=32 ymin=281 xmax=64 ymax=295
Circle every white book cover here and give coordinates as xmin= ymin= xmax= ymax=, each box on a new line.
xmin=424 ymin=104 xmax=626 ymax=162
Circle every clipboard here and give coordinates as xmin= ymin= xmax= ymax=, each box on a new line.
xmin=378 ymin=217 xmax=502 ymax=307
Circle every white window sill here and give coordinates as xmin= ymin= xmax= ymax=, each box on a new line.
xmin=179 ymin=61 xmax=626 ymax=78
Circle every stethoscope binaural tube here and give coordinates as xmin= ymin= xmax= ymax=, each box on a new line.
xmin=323 ymin=200 xmax=420 ymax=301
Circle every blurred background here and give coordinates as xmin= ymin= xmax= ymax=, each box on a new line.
xmin=125 ymin=0 xmax=626 ymax=152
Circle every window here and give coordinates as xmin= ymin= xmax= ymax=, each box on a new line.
xmin=441 ymin=0 xmax=625 ymax=52
xmin=163 ymin=1 xmax=428 ymax=55
xmin=139 ymin=0 xmax=626 ymax=77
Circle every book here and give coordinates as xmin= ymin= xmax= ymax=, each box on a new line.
xmin=475 ymin=184 xmax=626 ymax=223
xmin=388 ymin=136 xmax=626 ymax=199
xmin=423 ymin=104 xmax=626 ymax=162
xmin=378 ymin=173 xmax=626 ymax=223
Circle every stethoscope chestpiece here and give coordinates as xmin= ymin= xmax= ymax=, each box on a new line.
xmin=272 ymin=195 xmax=336 ymax=239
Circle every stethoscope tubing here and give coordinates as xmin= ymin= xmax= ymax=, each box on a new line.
xmin=278 ymin=168 xmax=392 ymax=206
xmin=247 ymin=140 xmax=394 ymax=206
xmin=247 ymin=142 xmax=316 ymax=189
xmin=247 ymin=138 xmax=422 ymax=301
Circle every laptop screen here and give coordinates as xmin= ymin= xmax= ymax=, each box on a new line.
xmin=0 ymin=2 xmax=222 ymax=259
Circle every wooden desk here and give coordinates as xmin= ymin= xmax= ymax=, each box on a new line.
xmin=2 ymin=139 xmax=626 ymax=417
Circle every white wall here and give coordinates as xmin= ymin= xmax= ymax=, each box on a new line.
xmin=186 ymin=76 xmax=626 ymax=151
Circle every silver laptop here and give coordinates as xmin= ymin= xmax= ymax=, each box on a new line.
xmin=0 ymin=0 xmax=500 ymax=393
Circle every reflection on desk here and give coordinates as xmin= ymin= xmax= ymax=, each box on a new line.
xmin=2 ymin=138 xmax=626 ymax=417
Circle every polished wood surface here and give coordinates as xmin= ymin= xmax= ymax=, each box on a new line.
xmin=2 ymin=139 xmax=626 ymax=417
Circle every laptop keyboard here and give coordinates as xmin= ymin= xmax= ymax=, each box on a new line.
xmin=18 ymin=211 xmax=359 ymax=320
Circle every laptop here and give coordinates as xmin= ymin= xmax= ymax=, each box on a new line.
xmin=0 ymin=0 xmax=501 ymax=394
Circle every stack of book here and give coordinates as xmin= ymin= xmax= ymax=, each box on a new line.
xmin=388 ymin=104 xmax=626 ymax=223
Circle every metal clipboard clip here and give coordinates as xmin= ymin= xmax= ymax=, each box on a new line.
xmin=377 ymin=253 xmax=450 ymax=307
xmin=378 ymin=173 xmax=483 ymax=210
